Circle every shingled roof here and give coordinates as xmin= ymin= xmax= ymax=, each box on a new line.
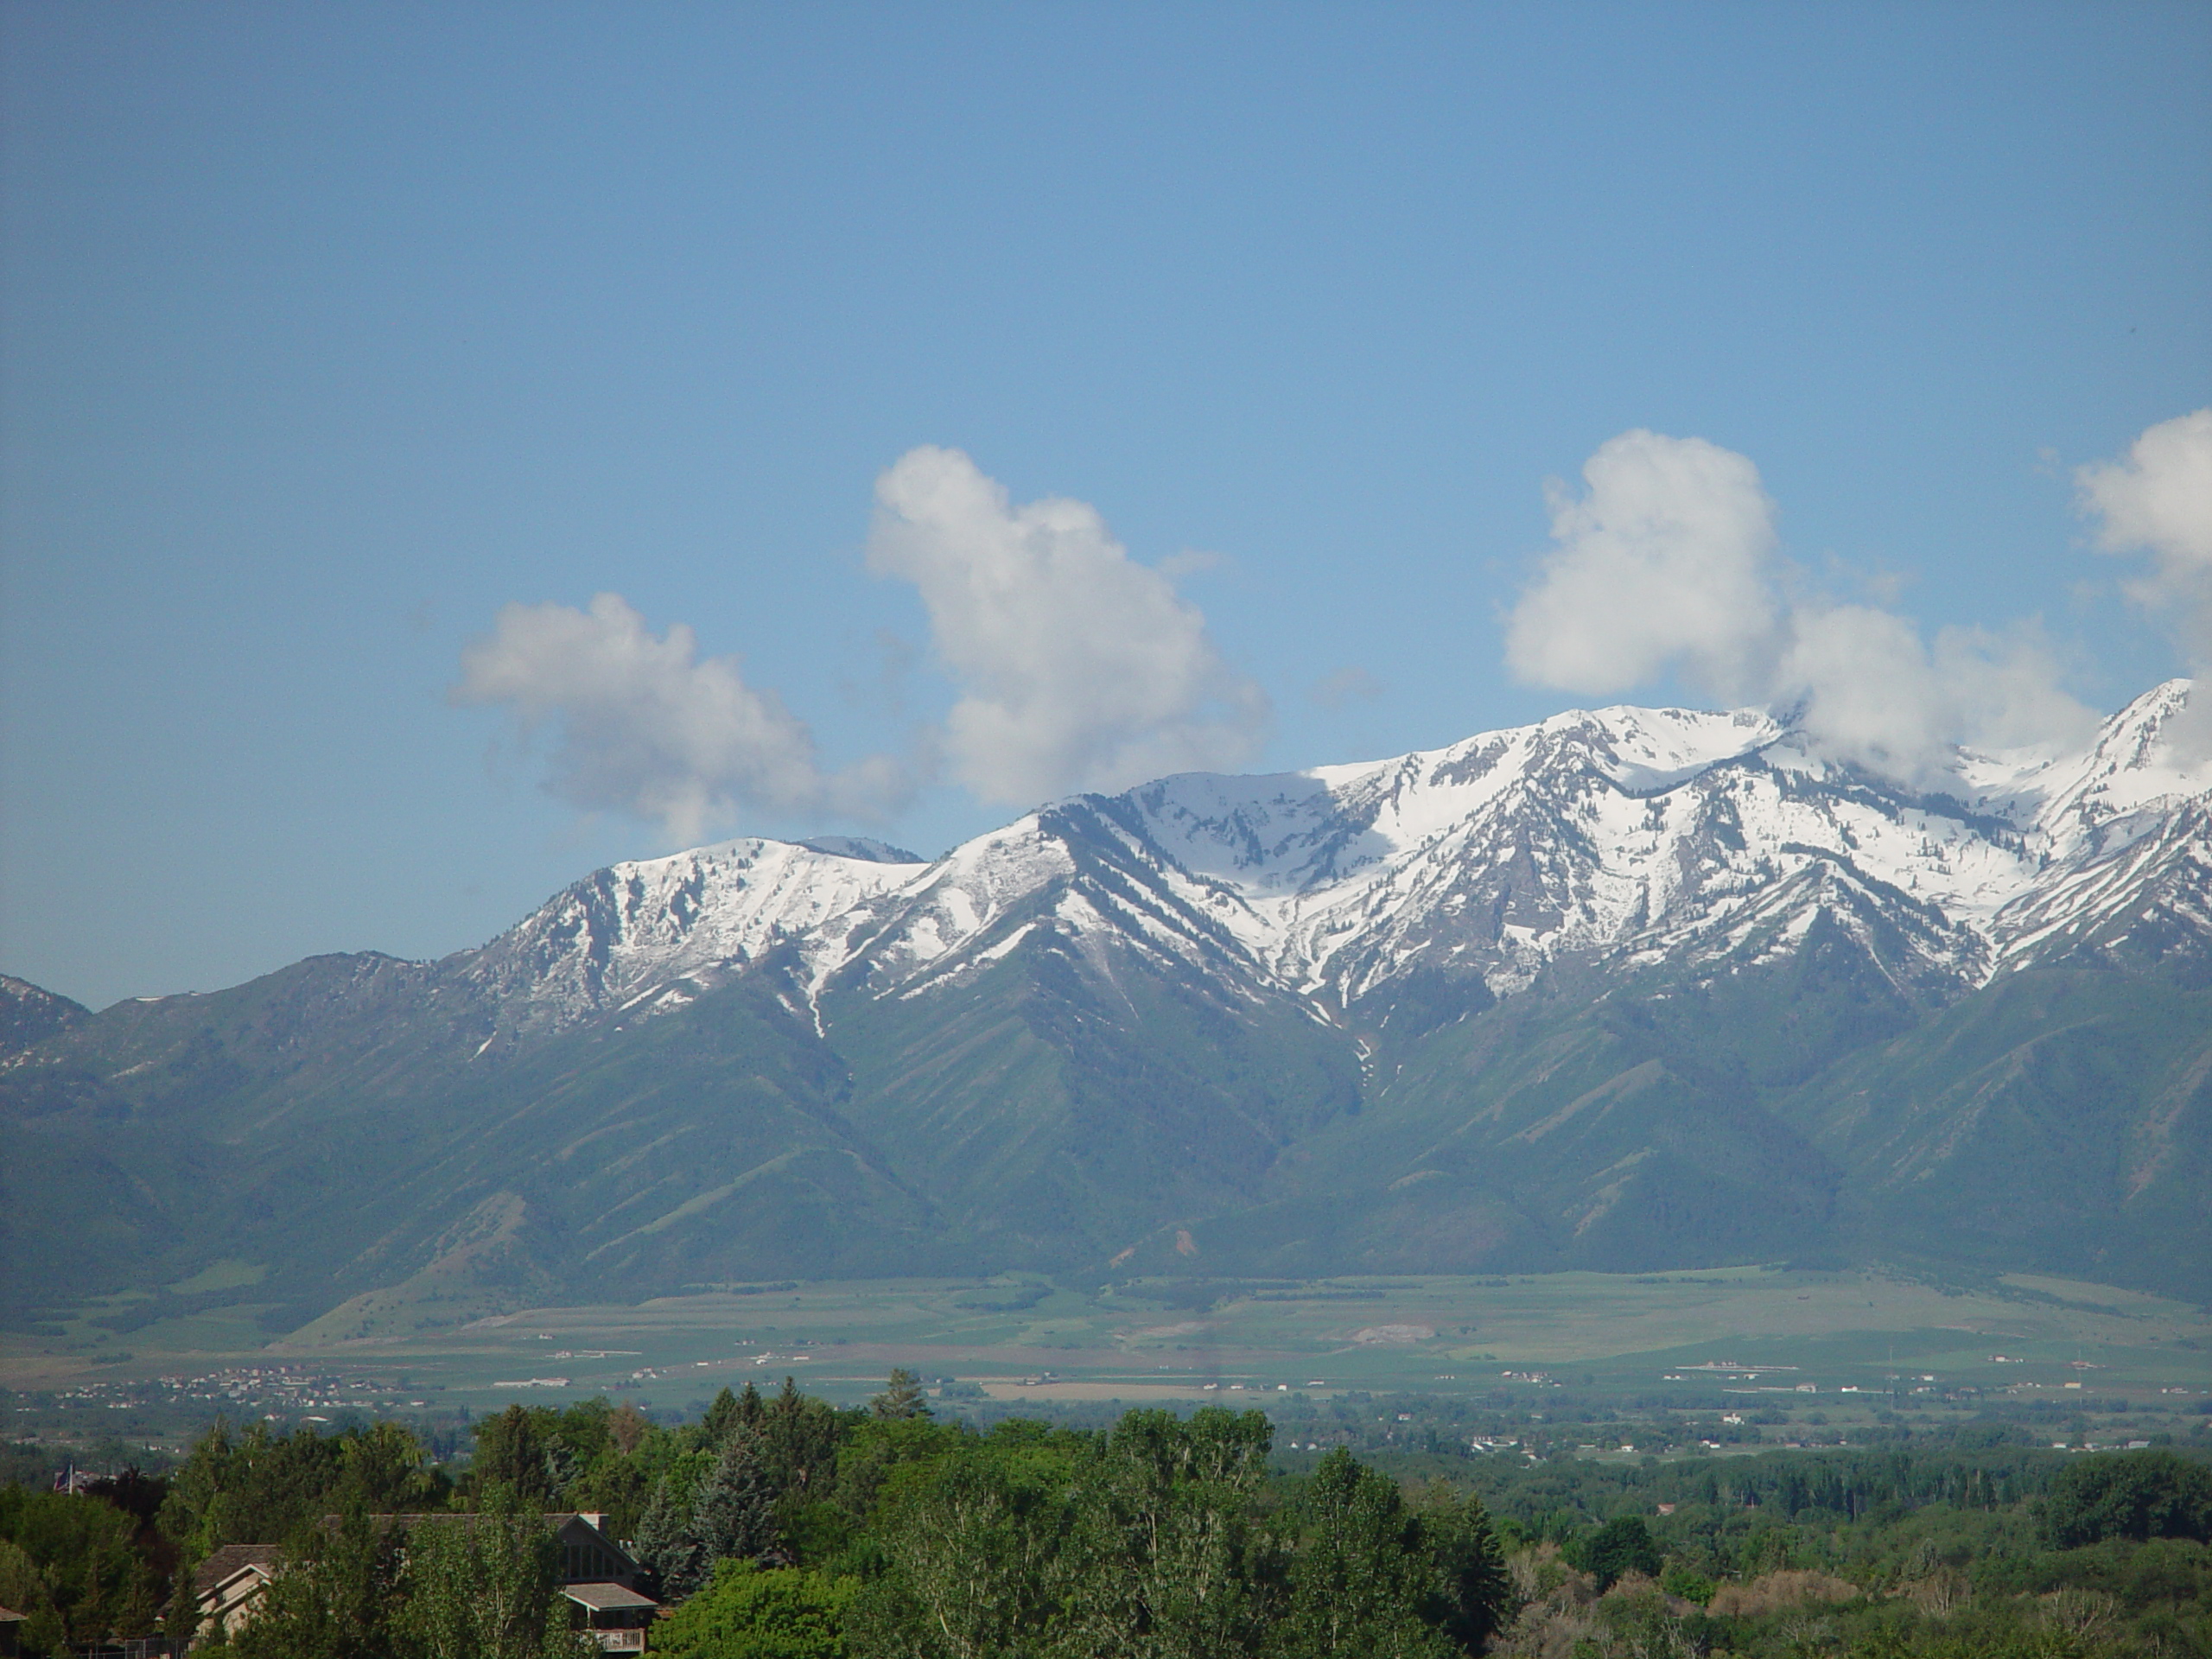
xmin=193 ymin=1544 xmax=281 ymax=1598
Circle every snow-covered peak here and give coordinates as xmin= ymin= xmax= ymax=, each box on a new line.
xmin=1122 ymin=704 xmax=1781 ymax=899
xmin=460 ymin=687 xmax=2212 ymax=1036
xmin=461 ymin=835 xmax=925 ymax=1030
xmin=2023 ymin=680 xmax=2210 ymax=850
xmin=797 ymin=836 xmax=926 ymax=864
xmin=1082 ymin=694 xmax=2211 ymax=1006
xmin=831 ymin=811 xmax=1078 ymax=990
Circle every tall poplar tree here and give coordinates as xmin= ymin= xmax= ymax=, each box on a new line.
xmin=397 ymin=1482 xmax=597 ymax=1659
xmin=1053 ymin=1408 xmax=1278 ymax=1659
xmin=1275 ymin=1450 xmax=1453 ymax=1659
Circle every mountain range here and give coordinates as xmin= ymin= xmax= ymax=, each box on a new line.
xmin=6 ymin=681 xmax=2209 ymax=1339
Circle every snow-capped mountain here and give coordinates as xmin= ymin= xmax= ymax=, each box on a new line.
xmin=472 ymin=680 xmax=2212 ymax=1034
xmin=10 ymin=684 xmax=2211 ymax=1325
xmin=1986 ymin=680 xmax=2212 ymax=970
xmin=460 ymin=835 xmax=926 ymax=1036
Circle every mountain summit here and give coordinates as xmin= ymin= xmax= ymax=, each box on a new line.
xmin=7 ymin=685 xmax=2209 ymax=1334
xmin=464 ymin=679 xmax=2210 ymax=1034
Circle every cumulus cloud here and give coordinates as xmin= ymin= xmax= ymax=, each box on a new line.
xmin=1774 ymin=609 xmax=2086 ymax=781
xmin=452 ymin=592 xmax=909 ymax=844
xmin=868 ymin=445 xmax=1270 ymax=804
xmin=2077 ymin=408 xmax=2212 ymax=662
xmin=457 ymin=452 xmax=1270 ymax=843
xmin=1505 ymin=429 xmax=2096 ymax=782
xmin=1505 ymin=431 xmax=1782 ymax=702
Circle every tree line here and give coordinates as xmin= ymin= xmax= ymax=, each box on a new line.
xmin=0 ymin=1376 xmax=2208 ymax=1656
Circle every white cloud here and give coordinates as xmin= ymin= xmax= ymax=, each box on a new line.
xmin=457 ymin=451 xmax=1268 ymax=842
xmin=1927 ymin=622 xmax=2091 ymax=753
xmin=2077 ymin=408 xmax=2212 ymax=662
xmin=868 ymin=445 xmax=1270 ymax=805
xmin=452 ymin=593 xmax=908 ymax=844
xmin=1504 ymin=430 xmax=1782 ymax=702
xmin=1773 ymin=603 xmax=1952 ymax=779
xmin=1505 ymin=429 xmax=2095 ymax=782
xmin=1770 ymin=610 xmax=2088 ymax=780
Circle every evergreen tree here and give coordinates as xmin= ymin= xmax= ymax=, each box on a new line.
xmin=1565 ymin=1515 xmax=1662 ymax=1591
xmin=701 ymin=1388 xmax=745 ymax=1448
xmin=696 ymin=1383 xmax=771 ymax=1454
xmin=636 ymin=1471 xmax=707 ymax=1602
xmin=762 ymin=1378 xmax=842 ymax=1503
xmin=159 ymin=1419 xmax=237 ymax=1560
xmin=334 ymin=1421 xmax=444 ymax=1513
xmin=473 ymin=1407 xmax=558 ymax=1508
xmin=870 ymin=1370 xmax=931 ymax=1421
xmin=1412 ymin=1484 xmax=1512 ymax=1654
xmin=692 ymin=1428 xmax=784 ymax=1570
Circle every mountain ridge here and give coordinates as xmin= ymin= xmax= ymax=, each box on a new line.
xmin=5 ymin=683 xmax=2209 ymax=1332
xmin=437 ymin=678 xmax=2212 ymax=1039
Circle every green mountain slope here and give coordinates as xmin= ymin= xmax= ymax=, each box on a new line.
xmin=1772 ymin=964 xmax=2212 ymax=1300
xmin=1107 ymin=934 xmax=2212 ymax=1297
xmin=2 ymin=957 xmax=935 ymax=1325
xmin=10 ymin=912 xmax=2212 ymax=1329
xmin=828 ymin=931 xmax=1361 ymax=1262
xmin=10 ymin=687 xmax=2212 ymax=1329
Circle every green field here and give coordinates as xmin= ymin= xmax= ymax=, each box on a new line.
xmin=10 ymin=1263 xmax=2207 ymax=1431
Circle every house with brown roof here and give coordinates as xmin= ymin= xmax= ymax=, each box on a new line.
xmin=559 ymin=1579 xmax=658 ymax=1653
xmin=188 ymin=1545 xmax=283 ymax=1647
xmin=396 ymin=1513 xmax=654 ymax=1652
xmin=185 ymin=1514 xmax=657 ymax=1652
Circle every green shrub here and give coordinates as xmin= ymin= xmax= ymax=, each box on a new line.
xmin=652 ymin=1560 xmax=857 ymax=1659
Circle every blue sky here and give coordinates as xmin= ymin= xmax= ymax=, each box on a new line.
xmin=3 ymin=2 xmax=2209 ymax=1007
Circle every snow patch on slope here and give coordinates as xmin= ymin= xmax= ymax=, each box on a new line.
xmin=467 ymin=681 xmax=2212 ymax=1033
xmin=464 ymin=836 xmax=925 ymax=1030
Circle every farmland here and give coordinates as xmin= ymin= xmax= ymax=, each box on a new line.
xmin=8 ymin=1263 xmax=2207 ymax=1447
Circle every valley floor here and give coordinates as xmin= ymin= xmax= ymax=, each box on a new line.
xmin=8 ymin=1264 xmax=2209 ymax=1452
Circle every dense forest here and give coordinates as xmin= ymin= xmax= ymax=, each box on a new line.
xmin=3 ymin=1379 xmax=2209 ymax=1656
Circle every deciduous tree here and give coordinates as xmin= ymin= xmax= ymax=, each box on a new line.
xmin=397 ymin=1481 xmax=598 ymax=1659
xmin=654 ymin=1560 xmax=858 ymax=1659
xmin=228 ymin=1506 xmax=405 ymax=1659
xmin=1054 ymin=1408 xmax=1276 ymax=1659
xmin=1275 ymin=1449 xmax=1452 ymax=1659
